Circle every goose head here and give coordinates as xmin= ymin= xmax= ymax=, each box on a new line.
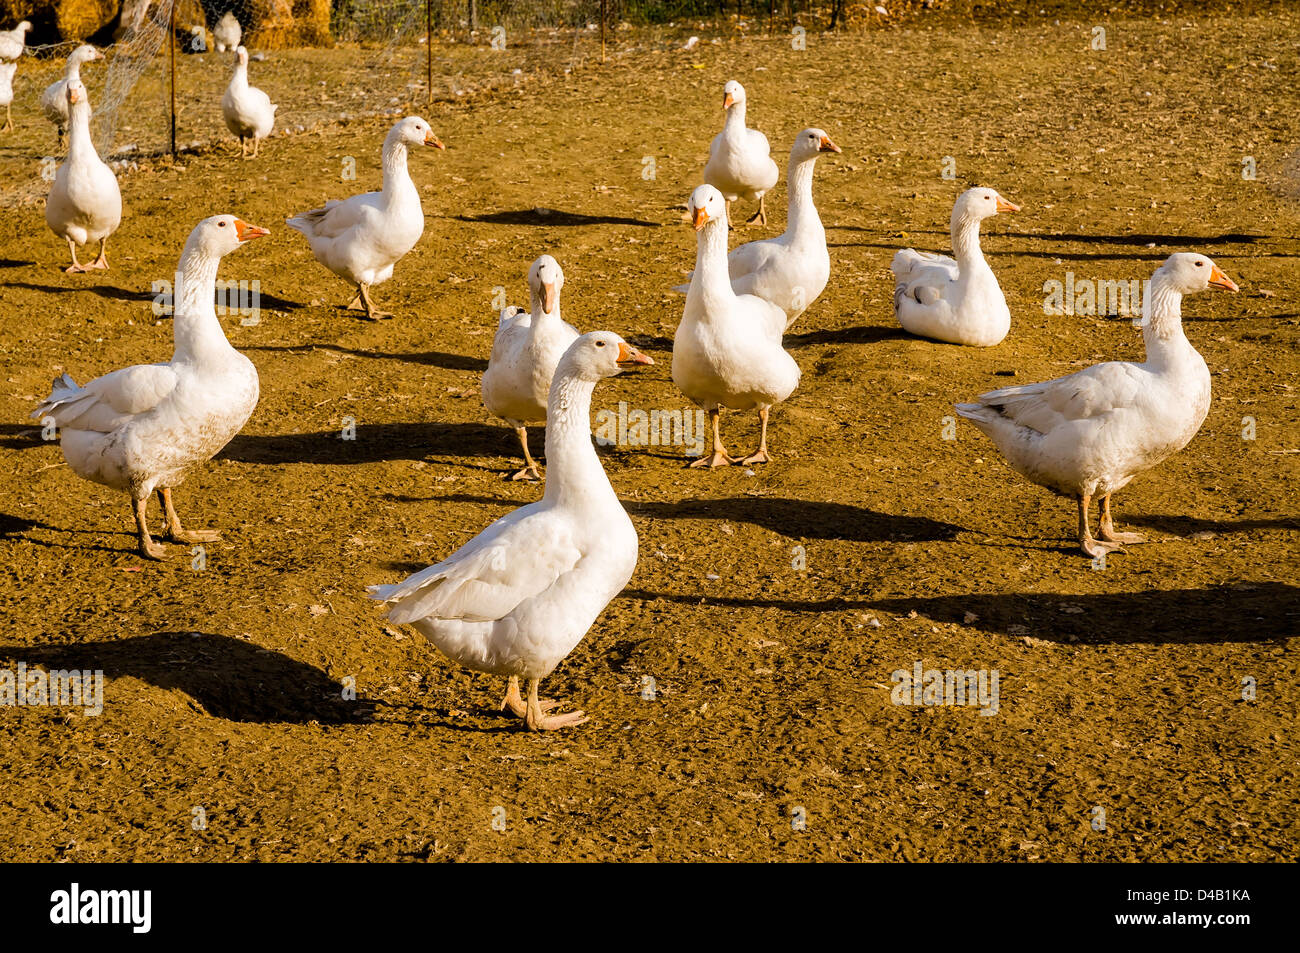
xmin=1157 ymin=253 xmax=1238 ymax=295
xmin=390 ymin=115 xmax=445 ymax=149
xmin=792 ymin=127 xmax=841 ymax=161
xmin=233 ymin=45 xmax=249 ymax=69
xmin=69 ymin=45 xmax=103 ymax=68
xmin=184 ymin=214 xmax=271 ymax=260
xmin=64 ymin=78 xmax=91 ymax=116
xmin=722 ymin=80 xmax=746 ymax=110
xmin=15 ymin=21 xmax=31 ymax=35
xmin=560 ymin=331 xmax=654 ymax=382
xmin=528 ymin=255 xmax=564 ymax=314
xmin=955 ymin=187 xmax=1020 ymax=225
xmin=687 ymin=184 xmax=728 ymax=231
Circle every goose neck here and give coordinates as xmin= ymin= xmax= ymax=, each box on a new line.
xmin=542 ymin=374 xmax=611 ymax=507
xmin=690 ymin=219 xmax=735 ymax=311
xmin=1141 ymin=276 xmax=1192 ymax=359
xmin=723 ymin=102 xmax=747 ymax=134
xmin=951 ymin=213 xmax=985 ymax=269
xmin=66 ymin=103 xmax=94 ymax=158
xmin=172 ymin=249 xmax=236 ymax=364
xmin=785 ymin=154 xmax=820 ymax=234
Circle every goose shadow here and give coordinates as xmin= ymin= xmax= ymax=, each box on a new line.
xmin=457 ymin=208 xmax=662 ymax=228
xmin=1122 ymin=513 xmax=1300 ymax=536
xmin=5 ymin=280 xmax=154 ymax=303
xmin=0 ymin=259 xmax=35 ymax=268
xmin=0 ymin=631 xmax=375 ymax=724
xmin=438 ymin=493 xmax=963 ymax=543
xmin=244 ymin=342 xmax=486 ymax=373
xmin=785 ymin=325 xmax=912 ymax=348
xmin=0 ymin=423 xmax=50 ymax=450
xmin=868 ymin=583 xmax=1299 ymax=645
xmin=221 ymin=421 xmax=509 ymax=465
xmin=1001 ymin=231 xmax=1270 ymax=247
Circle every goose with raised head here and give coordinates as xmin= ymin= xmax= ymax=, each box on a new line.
xmin=672 ymin=185 xmax=800 ymax=468
xmin=703 ymin=80 xmax=780 ymax=228
xmin=221 ymin=46 xmax=276 ymax=158
xmin=32 ymin=215 xmax=270 ymax=560
xmin=955 ymin=253 xmax=1238 ymax=558
xmin=678 ymin=128 xmax=840 ymax=327
xmin=892 ymin=187 xmax=1020 ymax=347
xmin=371 ymin=331 xmax=654 ymax=731
xmin=287 ymin=116 xmax=443 ymax=320
xmin=482 ymin=255 xmax=580 ymax=481
xmin=41 ymin=45 xmax=103 ymax=148
xmin=44 ymin=79 xmax=122 ymax=273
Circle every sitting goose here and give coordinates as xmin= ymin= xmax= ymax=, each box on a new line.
xmin=703 ymin=80 xmax=780 ymax=228
xmin=32 ymin=215 xmax=270 ymax=560
xmin=371 ymin=332 xmax=654 ymax=731
xmin=40 ymin=45 xmax=103 ymax=149
xmin=677 ymin=128 xmax=841 ymax=328
xmin=891 ymin=186 xmax=1020 ymax=347
xmin=44 ymin=80 xmax=122 ymax=273
xmin=956 ymin=253 xmax=1238 ymax=558
xmin=287 ymin=116 xmax=443 ymax=320
xmin=481 ymin=255 xmax=580 ymax=481
xmin=221 ymin=46 xmax=276 ymax=158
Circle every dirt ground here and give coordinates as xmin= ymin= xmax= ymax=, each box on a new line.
xmin=0 ymin=9 xmax=1297 ymax=861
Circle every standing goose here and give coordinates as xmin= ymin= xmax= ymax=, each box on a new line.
xmin=221 ymin=46 xmax=276 ymax=158
xmin=672 ymin=185 xmax=801 ymax=467
xmin=702 ymin=80 xmax=780 ymax=228
xmin=370 ymin=332 xmax=654 ymax=731
xmin=287 ymin=116 xmax=443 ymax=320
xmin=955 ymin=253 xmax=1238 ymax=558
xmin=678 ymin=128 xmax=841 ymax=328
xmin=891 ymin=186 xmax=1020 ymax=347
xmin=32 ymin=215 xmax=270 ymax=560
xmin=0 ymin=21 xmax=31 ymax=61
xmin=44 ymin=79 xmax=122 ymax=273
xmin=482 ymin=255 xmax=580 ymax=481
xmin=213 ymin=12 xmax=241 ymax=53
xmin=0 ymin=60 xmax=15 ymax=133
xmin=40 ymin=45 xmax=103 ymax=149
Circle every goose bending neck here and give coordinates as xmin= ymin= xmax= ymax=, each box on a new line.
xmin=786 ymin=153 xmax=821 ymax=235
xmin=173 ymin=245 xmax=236 ymax=364
xmin=951 ymin=211 xmax=986 ymax=271
xmin=542 ymin=373 xmax=610 ymax=507
xmin=691 ymin=219 xmax=735 ymax=312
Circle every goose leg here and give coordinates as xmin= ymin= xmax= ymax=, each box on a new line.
xmin=1078 ymin=494 xmax=1123 ymax=558
xmin=499 ymin=675 xmax=555 ymax=718
xmin=358 ymin=283 xmax=393 ymax=321
xmin=745 ymin=195 xmax=767 ymax=227
xmin=524 ymin=677 xmax=587 ymax=731
xmin=89 ymin=238 xmax=109 ymax=270
xmin=739 ymin=406 xmax=772 ymax=465
xmin=252 ymin=136 xmax=262 ymax=159
xmin=509 ymin=426 xmax=542 ymax=481
xmin=1098 ymin=494 xmax=1145 ymax=544
xmin=725 ymin=199 xmax=735 ymax=230
xmin=159 ymin=487 xmax=222 ymax=544
xmin=691 ymin=408 xmax=736 ymax=468
xmin=133 ymin=497 xmax=167 ymax=560
xmin=64 ymin=238 xmax=88 ymax=274
xmin=2 ymin=104 xmax=11 ymax=132
xmin=345 ymin=284 xmax=367 ymax=311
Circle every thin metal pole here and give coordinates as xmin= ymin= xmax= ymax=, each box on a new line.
xmin=168 ymin=0 xmax=177 ymax=158
xmin=600 ymin=0 xmax=606 ymax=64
xmin=426 ymin=0 xmax=433 ymax=105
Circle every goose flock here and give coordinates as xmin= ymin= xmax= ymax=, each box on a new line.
xmin=11 ymin=36 xmax=1243 ymax=729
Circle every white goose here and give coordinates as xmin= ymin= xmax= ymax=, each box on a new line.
xmin=678 ymin=128 xmax=840 ymax=327
xmin=287 ymin=116 xmax=443 ymax=320
xmin=703 ymin=80 xmax=780 ymax=227
xmin=221 ymin=46 xmax=276 ymax=158
xmin=213 ymin=12 xmax=241 ymax=53
xmin=45 ymin=79 xmax=122 ymax=273
xmin=32 ymin=214 xmax=270 ymax=560
xmin=0 ymin=60 xmax=15 ymax=133
xmin=672 ymin=185 xmax=801 ymax=468
xmin=956 ymin=253 xmax=1238 ymax=558
xmin=371 ymin=331 xmax=654 ymax=731
xmin=892 ymin=186 xmax=1020 ymax=347
xmin=41 ymin=44 xmax=103 ymax=148
xmin=0 ymin=21 xmax=31 ymax=61
xmin=482 ymin=255 xmax=580 ymax=481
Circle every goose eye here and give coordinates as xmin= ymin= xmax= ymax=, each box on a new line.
xmin=1194 ymin=261 xmax=1203 ymax=267
xmin=218 ymin=221 xmax=226 ymax=227
xmin=596 ymin=340 xmax=606 ymax=347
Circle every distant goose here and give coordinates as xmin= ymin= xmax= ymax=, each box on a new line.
xmin=702 ymin=80 xmax=780 ymax=228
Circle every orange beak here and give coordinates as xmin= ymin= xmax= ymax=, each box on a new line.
xmin=819 ymin=135 xmax=841 ymax=153
xmin=234 ymin=220 xmax=270 ymax=242
xmin=616 ymin=342 xmax=654 ymax=367
xmin=541 ymin=281 xmax=558 ymax=314
xmin=995 ymin=195 xmax=1020 ymax=213
xmin=692 ymin=206 xmax=709 ymax=231
xmin=1208 ymin=264 xmax=1239 ymax=292
xmin=723 ymin=92 xmax=736 ymax=109
xmin=424 ymin=132 xmax=445 ymax=149
xmin=67 ymin=87 xmax=81 ymax=105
